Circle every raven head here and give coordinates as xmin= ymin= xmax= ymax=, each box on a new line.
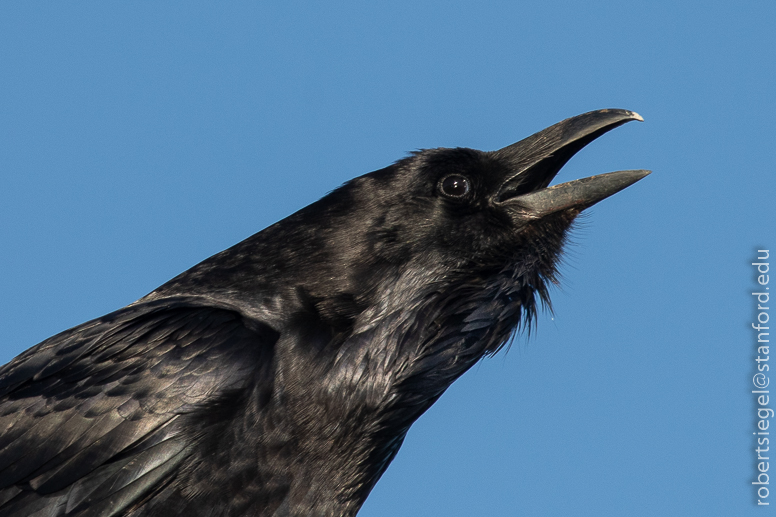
xmin=311 ymin=109 xmax=648 ymax=333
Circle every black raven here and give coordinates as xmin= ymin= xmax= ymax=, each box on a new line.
xmin=0 ymin=109 xmax=648 ymax=516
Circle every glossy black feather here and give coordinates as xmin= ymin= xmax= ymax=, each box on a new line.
xmin=0 ymin=299 xmax=275 ymax=516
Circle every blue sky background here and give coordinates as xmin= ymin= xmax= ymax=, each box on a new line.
xmin=1 ymin=2 xmax=774 ymax=516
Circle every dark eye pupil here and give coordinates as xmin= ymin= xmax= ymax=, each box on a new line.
xmin=441 ymin=175 xmax=470 ymax=197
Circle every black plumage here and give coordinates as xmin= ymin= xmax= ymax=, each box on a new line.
xmin=0 ymin=109 xmax=648 ymax=516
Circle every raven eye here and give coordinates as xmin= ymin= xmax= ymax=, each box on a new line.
xmin=440 ymin=175 xmax=470 ymax=198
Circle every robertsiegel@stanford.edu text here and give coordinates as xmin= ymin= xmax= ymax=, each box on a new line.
xmin=753 ymin=249 xmax=770 ymax=506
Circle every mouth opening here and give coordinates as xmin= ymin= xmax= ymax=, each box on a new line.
xmin=496 ymin=119 xmax=637 ymax=203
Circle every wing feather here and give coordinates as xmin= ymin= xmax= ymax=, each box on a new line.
xmin=0 ymin=298 xmax=276 ymax=516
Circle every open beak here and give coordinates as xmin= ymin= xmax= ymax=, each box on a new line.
xmin=493 ymin=109 xmax=650 ymax=217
